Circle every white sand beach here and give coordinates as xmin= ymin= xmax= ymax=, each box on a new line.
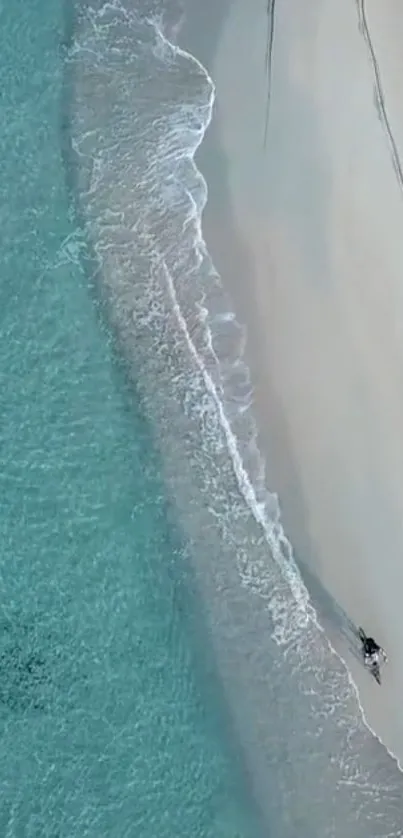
xmin=200 ymin=0 xmax=403 ymax=764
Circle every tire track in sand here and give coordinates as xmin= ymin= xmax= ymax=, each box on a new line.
xmin=356 ymin=0 xmax=403 ymax=194
xmin=263 ymin=0 xmax=276 ymax=148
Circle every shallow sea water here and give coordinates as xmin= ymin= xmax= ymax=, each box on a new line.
xmin=0 ymin=1 xmax=262 ymax=835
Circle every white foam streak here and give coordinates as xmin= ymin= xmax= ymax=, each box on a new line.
xmin=152 ymin=25 xmax=314 ymax=636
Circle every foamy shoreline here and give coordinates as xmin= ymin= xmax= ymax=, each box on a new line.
xmin=181 ymin=0 xmax=403 ymax=771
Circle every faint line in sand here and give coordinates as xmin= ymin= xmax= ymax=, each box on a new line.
xmin=355 ymin=0 xmax=403 ymax=194
xmin=263 ymin=0 xmax=276 ymax=148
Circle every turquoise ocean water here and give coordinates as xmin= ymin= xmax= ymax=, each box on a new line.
xmin=3 ymin=0 xmax=403 ymax=835
xmin=0 ymin=1 xmax=261 ymax=835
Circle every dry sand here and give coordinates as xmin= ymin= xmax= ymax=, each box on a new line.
xmin=201 ymin=0 xmax=403 ymax=764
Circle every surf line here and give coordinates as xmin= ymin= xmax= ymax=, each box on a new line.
xmin=355 ymin=0 xmax=403 ymax=195
xmin=263 ymin=0 xmax=276 ymax=149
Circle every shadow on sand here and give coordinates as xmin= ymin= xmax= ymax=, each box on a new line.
xmin=296 ymin=555 xmax=371 ymax=669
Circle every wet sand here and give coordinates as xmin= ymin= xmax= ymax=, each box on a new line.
xmin=190 ymin=0 xmax=403 ymax=765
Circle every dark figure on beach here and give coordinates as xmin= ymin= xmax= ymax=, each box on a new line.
xmin=358 ymin=627 xmax=388 ymax=685
xmin=363 ymin=636 xmax=380 ymax=657
xmin=359 ymin=630 xmax=387 ymax=665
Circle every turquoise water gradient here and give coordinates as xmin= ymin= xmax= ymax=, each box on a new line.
xmin=0 ymin=2 xmax=259 ymax=834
